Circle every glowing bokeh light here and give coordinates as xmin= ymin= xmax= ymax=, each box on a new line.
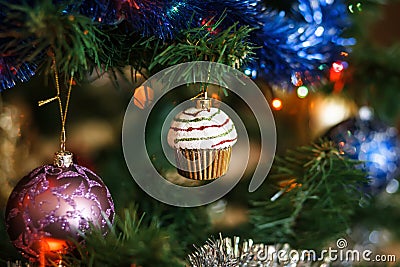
xmin=271 ymin=98 xmax=283 ymax=110
xmin=332 ymin=61 xmax=344 ymax=72
xmin=297 ymin=86 xmax=309 ymax=98
xmin=359 ymin=106 xmax=374 ymax=121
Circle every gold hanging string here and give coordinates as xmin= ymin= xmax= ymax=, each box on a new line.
xmin=191 ymin=62 xmax=214 ymax=100
xmin=60 ymin=75 xmax=74 ymax=151
xmin=38 ymin=58 xmax=74 ymax=152
xmin=190 ymin=91 xmax=205 ymax=100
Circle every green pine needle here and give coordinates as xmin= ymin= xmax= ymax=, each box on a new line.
xmin=62 ymin=206 xmax=184 ymax=267
xmin=250 ymin=140 xmax=369 ymax=250
xmin=0 ymin=3 xmax=256 ymax=87
xmin=145 ymin=16 xmax=255 ymax=94
xmin=149 ymin=20 xmax=255 ymax=70
xmin=0 ymin=0 xmax=113 ymax=79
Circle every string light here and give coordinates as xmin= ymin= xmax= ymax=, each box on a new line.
xmin=314 ymin=96 xmax=353 ymax=129
xmin=271 ymin=98 xmax=283 ymax=110
xmin=348 ymin=2 xmax=362 ymax=13
xmin=329 ymin=61 xmax=347 ymax=92
xmin=244 ymin=68 xmax=257 ymax=79
xmin=332 ymin=61 xmax=344 ymax=73
xmin=359 ymin=106 xmax=374 ymax=121
xmin=297 ymin=86 xmax=309 ymax=98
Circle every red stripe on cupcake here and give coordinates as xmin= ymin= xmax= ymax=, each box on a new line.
xmin=182 ymin=110 xmax=207 ymax=117
xmin=171 ymin=118 xmax=230 ymax=132
xmin=211 ymin=138 xmax=238 ymax=148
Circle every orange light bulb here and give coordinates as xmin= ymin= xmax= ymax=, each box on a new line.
xmin=271 ymin=98 xmax=283 ymax=110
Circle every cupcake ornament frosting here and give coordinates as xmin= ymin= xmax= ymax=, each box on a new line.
xmin=168 ymin=97 xmax=237 ymax=180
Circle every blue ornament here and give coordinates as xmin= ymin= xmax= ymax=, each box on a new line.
xmin=326 ymin=117 xmax=400 ymax=194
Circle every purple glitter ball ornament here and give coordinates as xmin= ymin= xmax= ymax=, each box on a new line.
xmin=5 ymin=152 xmax=114 ymax=262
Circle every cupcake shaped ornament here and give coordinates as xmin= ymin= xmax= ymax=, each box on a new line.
xmin=168 ymin=97 xmax=237 ymax=180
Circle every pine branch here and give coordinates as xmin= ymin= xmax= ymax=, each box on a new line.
xmin=0 ymin=2 xmax=256 ymax=87
xmin=144 ymin=16 xmax=255 ymax=95
xmin=95 ymin=148 xmax=212 ymax=258
xmin=62 ymin=206 xmax=184 ymax=267
xmin=0 ymin=0 xmax=115 ymax=80
xmin=249 ymin=140 xmax=368 ymax=250
xmin=148 ymin=16 xmax=255 ymax=72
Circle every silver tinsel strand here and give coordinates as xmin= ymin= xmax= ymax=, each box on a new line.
xmin=188 ymin=234 xmax=331 ymax=267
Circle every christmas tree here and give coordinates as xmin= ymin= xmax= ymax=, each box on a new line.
xmin=1 ymin=0 xmax=400 ymax=266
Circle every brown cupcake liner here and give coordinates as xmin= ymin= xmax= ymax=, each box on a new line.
xmin=175 ymin=147 xmax=232 ymax=180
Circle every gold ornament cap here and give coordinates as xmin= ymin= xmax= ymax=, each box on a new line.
xmin=54 ymin=151 xmax=74 ymax=168
xmin=196 ymin=97 xmax=212 ymax=110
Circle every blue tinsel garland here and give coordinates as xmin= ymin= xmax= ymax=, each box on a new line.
xmin=120 ymin=0 xmax=263 ymax=39
xmin=249 ymin=0 xmax=354 ymax=88
xmin=60 ymin=0 xmax=120 ymax=24
xmin=0 ymin=0 xmax=353 ymax=90
xmin=0 ymin=57 xmax=37 ymax=92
